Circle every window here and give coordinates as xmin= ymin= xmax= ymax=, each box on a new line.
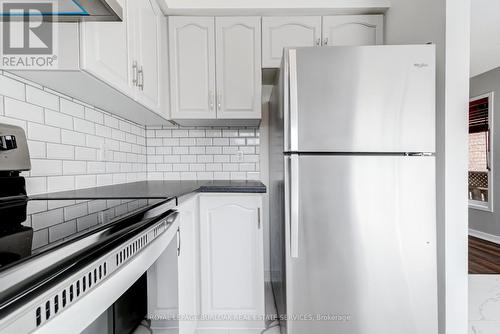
xmin=469 ymin=92 xmax=494 ymax=211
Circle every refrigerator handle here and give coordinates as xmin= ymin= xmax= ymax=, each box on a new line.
xmin=289 ymin=154 xmax=300 ymax=258
xmin=289 ymin=49 xmax=299 ymax=152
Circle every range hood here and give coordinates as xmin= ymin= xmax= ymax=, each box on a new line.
xmin=0 ymin=0 xmax=123 ymax=22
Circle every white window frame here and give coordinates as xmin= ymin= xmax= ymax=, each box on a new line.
xmin=469 ymin=91 xmax=494 ymax=212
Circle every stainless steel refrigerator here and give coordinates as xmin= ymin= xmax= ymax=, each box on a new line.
xmin=269 ymin=45 xmax=438 ymax=334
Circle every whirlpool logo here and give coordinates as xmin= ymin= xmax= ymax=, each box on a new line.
xmin=0 ymin=2 xmax=58 ymax=69
xmin=414 ymin=63 xmax=430 ymax=68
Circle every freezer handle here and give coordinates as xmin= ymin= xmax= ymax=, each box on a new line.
xmin=288 ymin=154 xmax=299 ymax=258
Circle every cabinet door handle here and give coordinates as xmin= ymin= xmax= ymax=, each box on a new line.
xmin=138 ymin=65 xmax=144 ymax=91
xmin=217 ymin=92 xmax=222 ymax=112
xmin=323 ymin=37 xmax=329 ymax=46
xmin=315 ymin=38 xmax=321 ymax=46
xmin=257 ymin=207 xmax=261 ymax=229
xmin=209 ymin=91 xmax=215 ymax=111
xmin=132 ymin=61 xmax=138 ymax=86
xmin=176 ymin=227 xmax=181 ymax=256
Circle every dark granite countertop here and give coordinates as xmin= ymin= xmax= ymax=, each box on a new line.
xmin=29 ymin=180 xmax=266 ymax=201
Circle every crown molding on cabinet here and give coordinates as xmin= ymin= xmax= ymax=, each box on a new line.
xmin=158 ymin=0 xmax=390 ymax=16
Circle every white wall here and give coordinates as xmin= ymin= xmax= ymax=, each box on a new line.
xmin=470 ymin=0 xmax=500 ymax=77
xmin=385 ymin=1 xmax=470 ymax=333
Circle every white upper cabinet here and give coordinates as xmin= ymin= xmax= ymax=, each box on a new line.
xmin=130 ymin=0 xmax=163 ymax=115
xmin=169 ymin=17 xmax=216 ymax=119
xmin=80 ymin=0 xmax=132 ymax=96
xmin=322 ymin=15 xmax=384 ymax=46
xmin=169 ymin=16 xmax=261 ymax=124
xmin=262 ymin=16 xmax=322 ymax=68
xmin=262 ymin=15 xmax=384 ymax=68
xmin=215 ymin=17 xmax=261 ymax=119
xmin=12 ymin=0 xmax=168 ymax=125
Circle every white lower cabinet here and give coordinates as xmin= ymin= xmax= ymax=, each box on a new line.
xmin=148 ymin=193 xmax=265 ymax=334
xmin=198 ymin=194 xmax=265 ymax=332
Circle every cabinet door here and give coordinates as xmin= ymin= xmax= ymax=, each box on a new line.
xmin=262 ymin=16 xmax=322 ymax=68
xmin=199 ymin=195 xmax=264 ymax=329
xmin=80 ymin=0 xmax=133 ymax=96
xmin=215 ymin=17 xmax=261 ymax=119
xmin=130 ymin=0 xmax=163 ymax=114
xmin=177 ymin=197 xmax=200 ymax=334
xmin=322 ymin=15 xmax=384 ymax=46
xmin=169 ymin=17 xmax=216 ymax=119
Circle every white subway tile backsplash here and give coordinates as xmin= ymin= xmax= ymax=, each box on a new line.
xmin=63 ymin=161 xmax=86 ymax=175
xmin=180 ymin=138 xmax=196 ymax=146
xmin=74 ymin=118 xmax=95 ymax=135
xmin=181 ymin=155 xmax=197 ymax=163
xmin=87 ymin=161 xmax=106 ymax=174
xmin=86 ymin=134 xmax=105 ymax=149
xmin=31 ymin=159 xmax=62 ymax=176
xmin=173 ymin=146 xmax=189 ymax=155
xmin=222 ymin=130 xmax=239 ymax=137
xmin=206 ymin=130 xmax=221 ymax=137
xmin=60 ymin=99 xmax=85 ymax=118
xmin=48 ymin=176 xmax=75 ymax=192
xmin=28 ymin=123 xmax=60 ymax=143
xmin=75 ymin=175 xmax=97 ymax=189
xmin=47 ymin=143 xmax=74 ymax=160
xmin=28 ymin=141 xmax=46 ymax=159
xmin=45 ymin=109 xmax=73 ymax=130
xmin=213 ymin=138 xmax=229 ymax=146
xmin=61 ymin=129 xmax=86 ymax=146
xmin=0 ymin=75 xmax=26 ymax=100
xmin=26 ymin=86 xmax=59 ymax=111
xmin=25 ymin=177 xmax=47 ymax=195
xmin=5 ymin=97 xmax=44 ymax=123
xmin=0 ymin=72 xmax=259 ymax=192
xmin=85 ymin=107 xmax=104 ymax=124
xmin=75 ymin=147 xmax=97 ymax=161
xmin=104 ymin=114 xmax=119 ymax=129
xmin=96 ymin=124 xmax=112 ymax=138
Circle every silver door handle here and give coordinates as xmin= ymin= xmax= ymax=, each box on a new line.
xmin=217 ymin=92 xmax=222 ymax=112
xmin=138 ymin=65 xmax=144 ymax=91
xmin=323 ymin=37 xmax=329 ymax=46
xmin=286 ymin=155 xmax=299 ymax=258
xmin=209 ymin=91 xmax=215 ymax=111
xmin=315 ymin=38 xmax=321 ymax=46
xmin=132 ymin=61 xmax=138 ymax=86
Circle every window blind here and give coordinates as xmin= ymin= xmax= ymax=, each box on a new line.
xmin=469 ymin=97 xmax=489 ymax=133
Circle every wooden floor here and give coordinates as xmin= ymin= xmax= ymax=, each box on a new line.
xmin=469 ymin=236 xmax=500 ymax=274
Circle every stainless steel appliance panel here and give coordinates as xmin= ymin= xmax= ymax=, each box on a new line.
xmin=284 ymin=155 xmax=437 ymax=334
xmin=287 ymin=45 xmax=436 ymax=153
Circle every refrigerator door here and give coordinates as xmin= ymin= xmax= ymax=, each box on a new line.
xmin=286 ymin=45 xmax=435 ymax=153
xmin=283 ymin=154 xmax=437 ymax=334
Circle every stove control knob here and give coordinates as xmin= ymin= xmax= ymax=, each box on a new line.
xmin=0 ymin=135 xmax=17 ymax=151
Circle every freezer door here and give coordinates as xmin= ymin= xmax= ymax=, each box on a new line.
xmin=287 ymin=45 xmax=435 ymax=153
xmin=284 ymin=155 xmax=437 ymax=334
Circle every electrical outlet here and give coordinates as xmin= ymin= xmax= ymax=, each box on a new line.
xmin=236 ymin=150 xmax=244 ymax=162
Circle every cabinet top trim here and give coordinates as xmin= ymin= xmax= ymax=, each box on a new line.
xmin=160 ymin=2 xmax=389 ymax=16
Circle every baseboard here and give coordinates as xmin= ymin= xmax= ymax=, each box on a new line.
xmin=469 ymin=228 xmax=500 ymax=244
